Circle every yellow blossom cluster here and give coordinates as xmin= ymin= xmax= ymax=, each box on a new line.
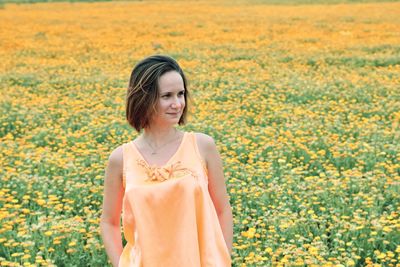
xmin=0 ymin=0 xmax=399 ymax=266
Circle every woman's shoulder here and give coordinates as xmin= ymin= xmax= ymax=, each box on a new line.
xmin=193 ymin=132 xmax=214 ymax=144
xmin=192 ymin=132 xmax=217 ymax=157
xmin=107 ymin=144 xmax=124 ymax=170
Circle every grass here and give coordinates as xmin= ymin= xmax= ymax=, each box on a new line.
xmin=1 ymin=0 xmax=400 ymax=4
xmin=0 ymin=0 xmax=399 ymax=266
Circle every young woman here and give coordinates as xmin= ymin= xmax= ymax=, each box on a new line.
xmin=100 ymin=55 xmax=233 ymax=267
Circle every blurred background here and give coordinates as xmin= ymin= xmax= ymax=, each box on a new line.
xmin=0 ymin=0 xmax=399 ymax=266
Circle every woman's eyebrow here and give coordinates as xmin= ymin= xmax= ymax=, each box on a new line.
xmin=162 ymin=89 xmax=185 ymax=94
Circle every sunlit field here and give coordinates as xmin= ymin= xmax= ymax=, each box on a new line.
xmin=0 ymin=1 xmax=399 ymax=266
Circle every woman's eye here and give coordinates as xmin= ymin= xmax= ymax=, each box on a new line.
xmin=179 ymin=91 xmax=185 ymax=96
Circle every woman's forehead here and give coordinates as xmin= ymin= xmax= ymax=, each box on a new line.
xmin=158 ymin=71 xmax=184 ymax=92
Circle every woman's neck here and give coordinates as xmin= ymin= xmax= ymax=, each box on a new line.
xmin=141 ymin=126 xmax=181 ymax=147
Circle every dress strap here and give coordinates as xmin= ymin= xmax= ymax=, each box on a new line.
xmin=122 ymin=143 xmax=128 ymax=189
xmin=190 ymin=132 xmax=209 ymax=179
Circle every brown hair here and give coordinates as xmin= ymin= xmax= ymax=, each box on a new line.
xmin=126 ymin=55 xmax=190 ymax=132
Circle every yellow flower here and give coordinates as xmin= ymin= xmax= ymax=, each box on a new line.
xmin=44 ymin=231 xmax=53 ymax=236
xmin=21 ymin=209 xmax=30 ymax=214
xmin=308 ymin=246 xmax=318 ymax=256
xmin=11 ymin=252 xmax=22 ymax=257
xmin=265 ymin=247 xmax=273 ymax=254
xmin=21 ymin=254 xmax=31 ymax=259
xmin=377 ymin=252 xmax=386 ymax=259
xmin=36 ymin=199 xmax=46 ymax=206
xmin=245 ymin=228 xmax=256 ymax=238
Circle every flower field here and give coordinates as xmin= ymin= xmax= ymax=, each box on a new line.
xmin=0 ymin=1 xmax=399 ymax=266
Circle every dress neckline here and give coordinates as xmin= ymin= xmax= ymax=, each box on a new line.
xmin=130 ymin=131 xmax=188 ymax=169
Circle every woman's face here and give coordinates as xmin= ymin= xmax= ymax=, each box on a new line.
xmin=151 ymin=71 xmax=186 ymax=126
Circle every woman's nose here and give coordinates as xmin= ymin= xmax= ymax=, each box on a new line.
xmin=171 ymin=97 xmax=181 ymax=108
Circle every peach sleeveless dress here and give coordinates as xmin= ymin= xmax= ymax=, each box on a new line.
xmin=118 ymin=131 xmax=231 ymax=267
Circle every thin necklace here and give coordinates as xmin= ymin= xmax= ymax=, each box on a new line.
xmin=143 ymin=129 xmax=181 ymax=155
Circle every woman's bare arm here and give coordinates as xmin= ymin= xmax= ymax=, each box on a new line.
xmin=100 ymin=146 xmax=125 ymax=267
xmin=197 ymin=133 xmax=233 ymax=255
